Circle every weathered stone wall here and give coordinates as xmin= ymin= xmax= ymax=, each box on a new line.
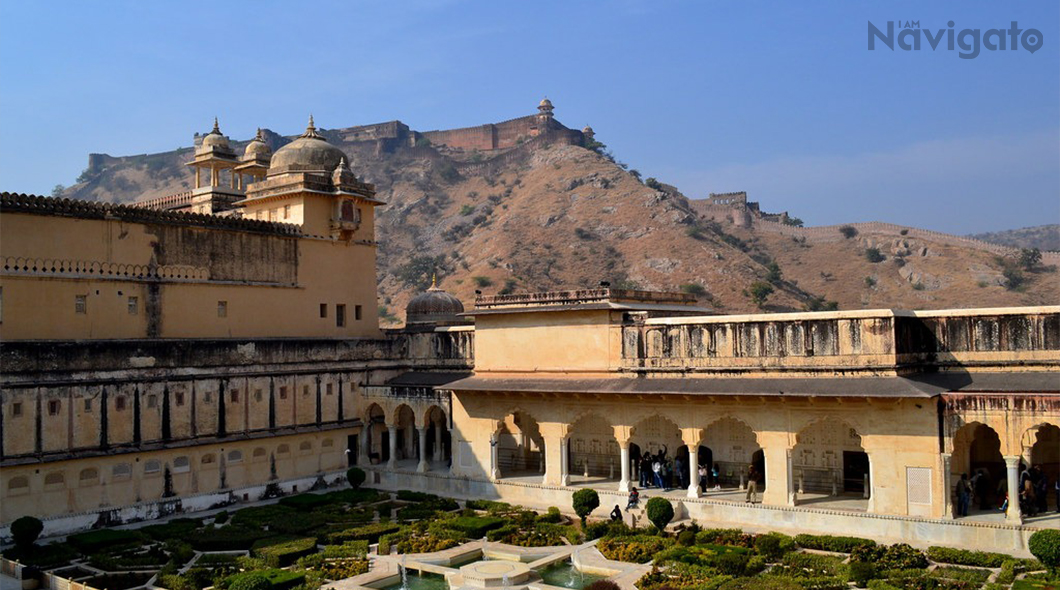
xmin=0 ymin=330 xmax=474 ymax=525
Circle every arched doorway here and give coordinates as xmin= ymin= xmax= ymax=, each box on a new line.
xmin=951 ymin=422 xmax=1005 ymax=515
xmin=394 ymin=405 xmax=417 ymax=466
xmin=363 ymin=403 xmax=386 ymax=465
xmin=569 ymin=413 xmax=619 ymax=483
xmin=631 ymin=414 xmax=682 ymax=490
xmin=425 ymin=405 xmax=451 ymax=469
xmin=793 ymin=417 xmax=869 ymax=509
xmin=496 ymin=411 xmax=544 ymax=478
xmin=702 ymin=417 xmax=761 ymax=491
xmin=1023 ymin=423 xmax=1059 ymax=514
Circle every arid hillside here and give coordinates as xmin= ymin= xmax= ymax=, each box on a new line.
xmin=58 ymin=120 xmax=1058 ymax=325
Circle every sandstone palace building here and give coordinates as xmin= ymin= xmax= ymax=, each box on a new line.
xmin=0 ymin=109 xmax=1057 ymax=553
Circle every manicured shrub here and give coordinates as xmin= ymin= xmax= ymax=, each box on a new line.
xmin=926 ymin=546 xmax=1012 ymax=568
xmin=10 ymin=516 xmax=44 ymax=550
xmin=597 ymin=535 xmax=674 ymax=563
xmin=719 ymin=576 xmax=803 ymax=590
xmin=698 ymin=529 xmax=756 ymax=548
xmin=252 ymin=537 xmax=317 ymax=567
xmin=187 ymin=526 xmax=272 ymax=551
xmin=538 ymin=506 xmax=563 ymax=524
xmin=572 ymin=489 xmax=600 ymax=525
xmin=746 ymin=555 xmax=767 ymax=575
xmin=755 ymin=532 xmax=796 ymax=560
xmin=279 ymin=493 xmax=332 ymax=511
xmin=846 ymin=561 xmax=879 ymax=586
xmin=851 ymin=543 xmax=928 ymax=570
xmin=464 ymin=499 xmax=512 ymax=512
xmin=323 ymin=522 xmax=401 ymax=545
xmin=223 ymin=569 xmax=304 ymax=590
xmin=346 ymin=467 xmax=366 ymax=489
xmin=715 ymin=552 xmax=750 ymax=576
xmin=444 ymin=515 xmax=506 ymax=538
xmin=67 ymin=529 xmax=144 ymax=554
xmin=779 ymin=552 xmax=845 ymax=577
xmin=1 ymin=542 xmax=78 ymax=568
xmin=227 ymin=572 xmax=271 ymax=590
xmin=1029 ymin=529 xmax=1060 ymax=573
xmin=794 ymin=534 xmax=876 ymax=553
xmin=324 ymin=488 xmax=382 ymax=505
xmin=678 ymin=530 xmax=696 ymax=547
xmin=646 ymin=497 xmax=674 ymax=534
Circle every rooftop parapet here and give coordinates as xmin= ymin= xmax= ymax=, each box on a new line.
xmin=1 ymin=193 xmax=302 ymax=236
xmin=473 ymin=288 xmax=702 ymax=313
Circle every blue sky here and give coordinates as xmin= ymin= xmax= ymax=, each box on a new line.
xmin=1 ymin=0 xmax=1057 ymax=234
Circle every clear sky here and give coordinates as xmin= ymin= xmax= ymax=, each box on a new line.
xmin=1 ymin=0 xmax=1057 ymax=234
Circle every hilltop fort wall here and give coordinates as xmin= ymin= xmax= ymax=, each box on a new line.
xmin=421 ymin=115 xmax=583 ymax=152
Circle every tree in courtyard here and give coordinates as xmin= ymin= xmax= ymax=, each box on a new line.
xmin=346 ymin=467 xmax=366 ymax=489
xmin=744 ymin=281 xmax=774 ymax=309
xmin=572 ymin=488 xmax=600 ymax=526
xmin=645 ymin=497 xmax=674 ymax=534
xmin=10 ymin=516 xmax=43 ymax=551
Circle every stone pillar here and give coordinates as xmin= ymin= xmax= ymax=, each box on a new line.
xmin=194 ymin=167 xmax=201 ymax=189
xmin=434 ymin=423 xmax=443 ymax=462
xmin=417 ymin=427 xmax=429 ymax=473
xmin=387 ymin=425 xmax=397 ymax=470
xmin=560 ymin=438 xmax=570 ymax=486
xmin=759 ymin=433 xmax=793 ymax=506
xmin=359 ymin=424 xmax=370 ymax=465
xmin=619 ymin=441 xmax=631 ymax=493
xmin=787 ymin=449 xmax=797 ymax=505
xmin=686 ymin=445 xmax=700 ymax=498
xmin=490 ymin=432 xmax=501 ymax=481
xmin=940 ymin=453 xmax=953 ymax=519
xmin=1004 ymin=455 xmax=1022 ymax=523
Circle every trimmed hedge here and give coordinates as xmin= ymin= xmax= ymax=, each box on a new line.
xmin=794 ymin=534 xmax=876 ymax=553
xmin=323 ymin=488 xmax=384 ymax=505
xmin=926 ymin=546 xmax=1014 ymax=568
xmin=187 ymin=526 xmax=272 ymax=551
xmin=1 ymin=542 xmax=79 ymax=568
xmin=141 ymin=518 xmax=202 ymax=542
xmin=597 ymin=534 xmax=674 ymax=563
xmin=851 ymin=543 xmax=928 ymax=570
xmin=221 ymin=569 xmax=305 ymax=590
xmin=443 ymin=516 xmax=506 ymax=538
xmin=67 ymin=529 xmax=145 ymax=554
xmin=697 ymin=529 xmax=756 ymax=549
xmin=322 ymin=522 xmax=401 ymax=545
xmin=252 ymin=537 xmax=317 ymax=568
xmin=279 ymin=493 xmax=333 ymax=511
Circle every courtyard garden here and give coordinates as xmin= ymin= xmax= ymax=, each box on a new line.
xmin=2 ymin=471 xmax=1057 ymax=590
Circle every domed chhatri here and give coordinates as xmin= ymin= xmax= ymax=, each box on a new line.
xmin=200 ymin=117 xmax=231 ymax=150
xmin=406 ymin=276 xmax=465 ymax=325
xmin=268 ymin=115 xmax=347 ymax=174
xmin=243 ymin=128 xmax=272 ymax=159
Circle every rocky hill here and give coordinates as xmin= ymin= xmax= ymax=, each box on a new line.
xmin=967 ymin=224 xmax=1060 ymax=253
xmin=57 ymin=113 xmax=1058 ymax=325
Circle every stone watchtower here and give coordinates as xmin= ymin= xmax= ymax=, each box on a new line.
xmin=537 ymin=97 xmax=555 ymax=124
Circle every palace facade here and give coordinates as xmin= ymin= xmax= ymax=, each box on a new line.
xmin=0 ymin=117 xmax=1057 ymax=553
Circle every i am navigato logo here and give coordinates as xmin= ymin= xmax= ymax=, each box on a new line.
xmin=869 ymin=21 xmax=1043 ymax=59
